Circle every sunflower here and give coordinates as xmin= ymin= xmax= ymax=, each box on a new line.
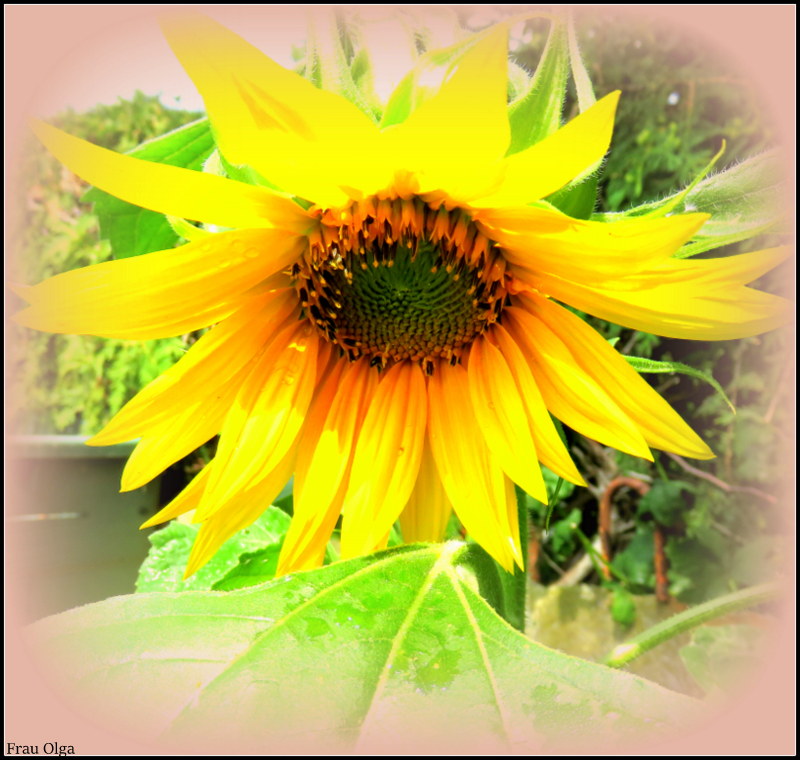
xmin=17 ymin=15 xmax=789 ymax=576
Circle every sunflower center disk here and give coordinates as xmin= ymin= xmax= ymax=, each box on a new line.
xmin=295 ymin=198 xmax=509 ymax=372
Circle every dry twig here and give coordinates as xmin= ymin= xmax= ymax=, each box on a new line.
xmin=664 ymin=452 xmax=777 ymax=504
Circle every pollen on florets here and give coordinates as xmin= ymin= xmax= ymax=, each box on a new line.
xmin=294 ymin=197 xmax=509 ymax=372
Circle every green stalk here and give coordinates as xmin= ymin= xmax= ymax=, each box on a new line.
xmin=603 ymin=583 xmax=777 ymax=668
xmin=454 ymin=492 xmax=530 ymax=633
xmin=511 ymin=491 xmax=529 ymax=633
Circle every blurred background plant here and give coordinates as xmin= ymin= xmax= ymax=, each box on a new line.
xmin=10 ymin=93 xmax=203 ymax=437
xmin=10 ymin=8 xmax=791 ymax=694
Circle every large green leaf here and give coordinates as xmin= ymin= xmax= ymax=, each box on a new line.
xmin=84 ymin=119 xmax=215 ymax=259
xmin=34 ymin=543 xmax=694 ymax=752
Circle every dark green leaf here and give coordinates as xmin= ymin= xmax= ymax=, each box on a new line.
xmin=84 ymin=119 xmax=215 ymax=258
xmin=542 ymin=465 xmax=574 ymax=505
xmin=34 ymin=543 xmax=694 ymax=752
xmin=612 ymin=530 xmax=655 ymax=592
xmin=536 ymin=426 xmax=576 ymax=532
xmin=637 ymin=481 xmax=694 ymax=527
xmin=271 ymin=477 xmax=295 ymax=516
xmin=549 ymin=507 xmax=582 ymax=558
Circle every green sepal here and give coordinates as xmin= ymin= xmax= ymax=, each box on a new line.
xmin=380 ymin=39 xmax=472 ymax=128
xmin=566 ymin=10 xmax=596 ymax=112
xmin=625 ymin=356 xmax=735 ymax=413
xmin=304 ymin=8 xmax=381 ymax=121
xmin=597 ymin=150 xmax=784 ymax=257
xmin=507 ymin=19 xmax=569 ymax=154
xmin=544 ymin=13 xmax=602 ymax=219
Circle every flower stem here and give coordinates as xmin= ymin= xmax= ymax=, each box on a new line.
xmin=603 ymin=583 xmax=777 ymax=668
xmin=453 ymin=492 xmax=529 ymax=634
xmin=511 ymin=487 xmax=529 ymax=633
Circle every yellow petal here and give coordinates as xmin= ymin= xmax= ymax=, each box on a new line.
xmin=489 ymin=324 xmax=586 ymax=486
xmin=529 ymin=246 xmax=792 ymax=340
xmin=267 ymin=338 xmax=344 ymax=571
xmin=15 ymin=230 xmax=303 ymax=339
xmin=520 ymin=293 xmax=714 ymax=459
xmin=502 ymin=474 xmax=522 ymax=571
xmin=197 ymin=321 xmax=319 ymax=518
xmin=31 ymin=120 xmax=312 ymax=232
xmin=477 ymin=205 xmax=708 ymax=284
xmin=294 ymin=359 xmax=376 ymax=511
xmin=399 ymin=436 xmax=453 ymax=544
xmin=654 ymin=246 xmax=791 ymax=286
xmin=140 ymin=463 xmax=211 ymax=529
xmin=278 ymin=477 xmax=348 ymax=575
xmin=118 ymin=365 xmax=248 ymax=491
xmin=427 ymin=362 xmax=521 ymax=572
xmin=87 ymin=289 xmax=297 ymax=446
xmin=469 ymin=90 xmax=620 ymax=207
xmin=340 ymin=362 xmax=427 ymax=558
xmin=504 ymin=307 xmax=653 ymax=460
xmin=276 ymin=359 xmax=350 ymax=576
xmin=467 ymin=336 xmax=548 ymax=502
xmin=185 ymin=448 xmax=295 ymax=577
xmin=279 ymin=358 xmax=378 ymax=573
xmin=161 ymin=12 xmax=386 ymax=207
xmin=385 ymin=26 xmax=510 ymax=197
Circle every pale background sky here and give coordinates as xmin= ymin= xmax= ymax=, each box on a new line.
xmin=12 ymin=6 xmax=511 ymax=117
